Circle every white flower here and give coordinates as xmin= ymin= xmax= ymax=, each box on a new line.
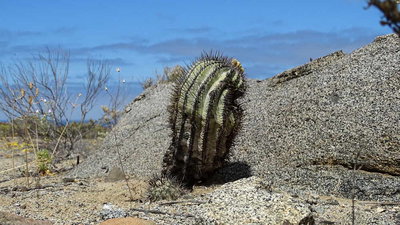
xmin=48 ymin=109 xmax=52 ymax=113
xmin=35 ymin=109 xmax=39 ymax=114
xmin=116 ymin=67 xmax=121 ymax=72
xmin=78 ymin=93 xmax=82 ymax=97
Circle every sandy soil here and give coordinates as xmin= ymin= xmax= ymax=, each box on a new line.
xmin=0 ymin=177 xmax=149 ymax=224
xmin=0 ymin=150 xmax=216 ymax=225
xmin=0 ymin=140 xmax=151 ymax=225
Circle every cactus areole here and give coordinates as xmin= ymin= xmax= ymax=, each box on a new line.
xmin=163 ymin=53 xmax=246 ymax=185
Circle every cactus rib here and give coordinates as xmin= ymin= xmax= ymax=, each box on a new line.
xmin=163 ymin=52 xmax=245 ymax=185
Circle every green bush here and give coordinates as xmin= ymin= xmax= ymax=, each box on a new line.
xmin=165 ymin=65 xmax=185 ymax=82
xmin=0 ymin=122 xmax=12 ymax=137
xmin=141 ymin=77 xmax=155 ymax=89
xmin=36 ymin=149 xmax=52 ymax=174
xmin=64 ymin=120 xmax=109 ymax=139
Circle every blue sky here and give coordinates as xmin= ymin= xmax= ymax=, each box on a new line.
xmin=0 ymin=0 xmax=394 ymax=120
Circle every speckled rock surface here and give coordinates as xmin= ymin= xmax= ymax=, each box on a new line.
xmin=69 ymin=34 xmax=400 ymax=202
xmin=69 ymin=84 xmax=172 ymax=179
xmin=228 ymin=33 xmax=400 ymax=201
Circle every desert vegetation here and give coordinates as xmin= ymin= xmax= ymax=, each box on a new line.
xmin=0 ymin=48 xmax=122 ymax=187
xmin=0 ymin=47 xmax=185 ymax=206
xmin=139 ymin=65 xmax=185 ymax=90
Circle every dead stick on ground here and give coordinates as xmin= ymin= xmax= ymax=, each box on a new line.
xmin=11 ymin=118 xmax=16 ymax=186
xmin=159 ymin=200 xmax=208 ymax=206
xmin=361 ymin=201 xmax=400 ymax=206
xmin=130 ymin=208 xmax=195 ymax=218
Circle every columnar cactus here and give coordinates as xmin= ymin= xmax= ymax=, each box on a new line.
xmin=163 ymin=53 xmax=246 ymax=185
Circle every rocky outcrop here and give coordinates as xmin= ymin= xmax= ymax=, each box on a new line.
xmin=69 ymin=84 xmax=172 ymax=179
xmin=268 ymin=50 xmax=345 ymax=86
xmin=70 ymin=34 xmax=400 ymax=203
xmin=227 ymin=33 xmax=400 ymax=201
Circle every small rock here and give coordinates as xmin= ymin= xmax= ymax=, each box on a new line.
xmin=324 ymin=198 xmax=339 ymax=205
xmin=376 ymin=207 xmax=385 ymax=213
xmin=105 ymin=167 xmax=126 ymax=182
xmin=62 ymin=177 xmax=75 ymax=183
xmin=100 ymin=203 xmax=127 ymax=220
xmin=101 ymin=166 xmax=109 ymax=173
xmin=133 ymin=93 xmax=145 ymax=102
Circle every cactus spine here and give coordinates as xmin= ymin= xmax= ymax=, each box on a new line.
xmin=163 ymin=53 xmax=245 ymax=185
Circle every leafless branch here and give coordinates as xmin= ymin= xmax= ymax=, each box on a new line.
xmin=367 ymin=0 xmax=400 ymax=35
xmin=80 ymin=59 xmax=110 ymax=123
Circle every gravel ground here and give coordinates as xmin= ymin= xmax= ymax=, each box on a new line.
xmin=0 ymin=172 xmax=150 ymax=224
xmin=1 ymin=165 xmax=399 ymax=224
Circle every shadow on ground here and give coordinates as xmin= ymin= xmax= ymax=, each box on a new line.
xmin=204 ymin=161 xmax=252 ymax=185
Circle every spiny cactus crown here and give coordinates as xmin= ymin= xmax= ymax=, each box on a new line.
xmin=147 ymin=174 xmax=184 ymax=201
xmin=163 ymin=53 xmax=245 ymax=185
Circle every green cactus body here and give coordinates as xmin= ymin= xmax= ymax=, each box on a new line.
xmin=163 ymin=53 xmax=245 ymax=185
